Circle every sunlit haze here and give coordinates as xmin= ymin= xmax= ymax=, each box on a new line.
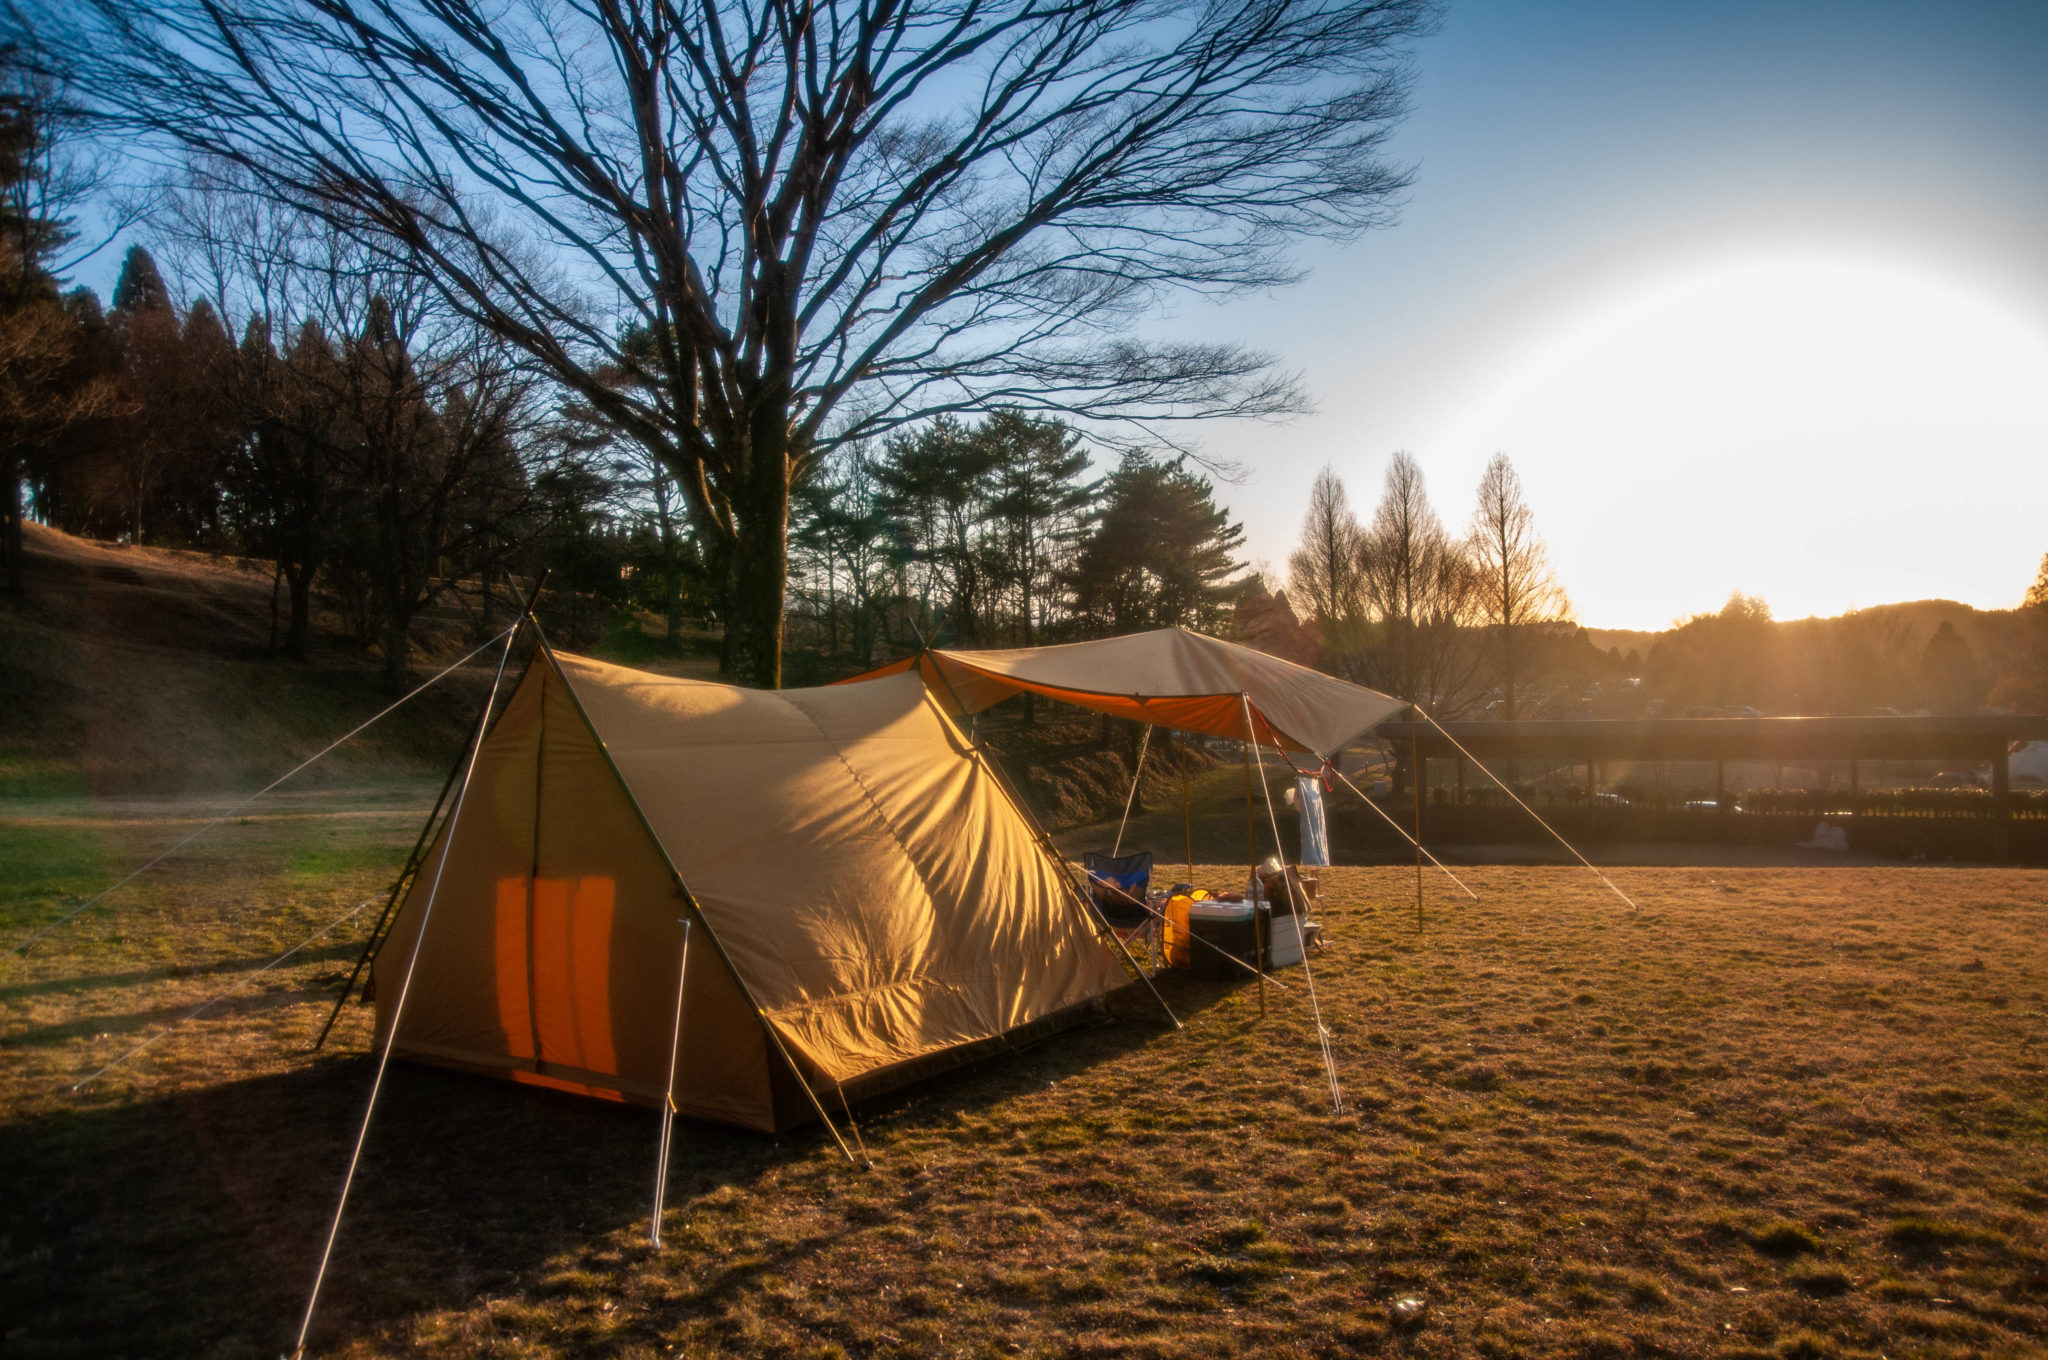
xmin=1432 ymin=257 xmax=2048 ymax=628
xmin=1181 ymin=0 xmax=2048 ymax=630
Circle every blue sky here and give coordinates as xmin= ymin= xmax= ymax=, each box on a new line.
xmin=72 ymin=0 xmax=2048 ymax=628
xmin=1191 ymin=0 xmax=2048 ymax=628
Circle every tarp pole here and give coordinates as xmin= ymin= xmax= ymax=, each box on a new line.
xmin=1182 ymin=752 xmax=1193 ymax=886
xmin=651 ymin=919 xmax=692 ymax=1247
xmin=1244 ymin=696 xmax=1343 ymax=1115
xmin=1113 ymin=724 xmax=1151 ymax=857
xmin=1241 ymin=722 xmax=1262 ymax=1020
xmin=1414 ymin=704 xmax=1641 ymax=914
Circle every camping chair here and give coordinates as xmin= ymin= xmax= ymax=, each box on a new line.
xmin=1082 ymin=850 xmax=1156 ymax=967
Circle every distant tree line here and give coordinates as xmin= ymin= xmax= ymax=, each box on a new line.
xmin=1 ymin=69 xmax=1251 ymax=691
xmin=787 ymin=414 xmax=1246 ymax=677
xmin=1286 ymin=450 xmax=1573 ymax=717
xmin=1284 ymin=457 xmax=2048 ymax=719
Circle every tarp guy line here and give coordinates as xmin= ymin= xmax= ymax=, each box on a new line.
xmin=1245 ymin=695 xmax=1344 ymax=1116
xmin=292 ymin=622 xmax=522 ymax=1358
xmin=9 ymin=625 xmax=519 ymax=958
xmin=1328 ymin=768 xmax=1480 ymax=901
xmin=1415 ymin=704 xmax=1641 ymax=915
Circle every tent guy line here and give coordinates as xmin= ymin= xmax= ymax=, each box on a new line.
xmin=292 ymin=619 xmax=524 ymax=1360
xmin=67 ymin=894 xmax=381 ymax=1092
xmin=7 ymin=624 xmax=521 ymax=959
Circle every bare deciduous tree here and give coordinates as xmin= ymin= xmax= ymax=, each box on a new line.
xmin=1467 ymin=451 xmax=1567 ymax=720
xmin=36 ymin=0 xmax=1432 ymax=683
xmin=1353 ymin=449 xmax=1477 ymax=709
xmin=1287 ymin=463 xmax=1362 ymax=627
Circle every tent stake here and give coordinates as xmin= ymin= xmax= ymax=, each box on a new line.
xmin=652 ymin=919 xmax=693 ymax=1247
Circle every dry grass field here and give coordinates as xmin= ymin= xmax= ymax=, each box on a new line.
xmin=3 ymin=797 xmax=2047 ymax=1359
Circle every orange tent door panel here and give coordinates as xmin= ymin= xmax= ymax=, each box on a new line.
xmin=494 ymin=875 xmax=619 ymax=1096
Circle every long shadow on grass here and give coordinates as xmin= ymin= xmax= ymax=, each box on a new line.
xmin=0 ymin=977 xmax=1228 ymax=1358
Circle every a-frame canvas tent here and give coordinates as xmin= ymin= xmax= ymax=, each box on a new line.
xmin=371 ymin=644 xmax=1129 ymax=1132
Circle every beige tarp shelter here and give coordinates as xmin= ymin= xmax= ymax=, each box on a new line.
xmin=372 ymin=646 xmax=1129 ymax=1132
xmin=848 ymin=627 xmax=1407 ymax=759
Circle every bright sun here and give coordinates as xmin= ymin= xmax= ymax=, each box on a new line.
xmin=1444 ymin=256 xmax=2048 ymax=630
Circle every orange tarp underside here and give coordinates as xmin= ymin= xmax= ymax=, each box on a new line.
xmin=847 ymin=629 xmax=1407 ymax=759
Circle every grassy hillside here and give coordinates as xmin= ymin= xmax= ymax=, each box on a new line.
xmin=0 ymin=525 xmax=502 ymax=798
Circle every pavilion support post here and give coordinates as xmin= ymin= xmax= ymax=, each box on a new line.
xmin=1715 ymin=759 xmax=1726 ymax=815
xmin=1992 ymin=746 xmax=2011 ymax=862
xmin=1849 ymin=760 xmax=1859 ymax=817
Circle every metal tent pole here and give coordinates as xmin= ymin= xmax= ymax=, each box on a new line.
xmin=651 ymin=918 xmax=693 ymax=1247
xmin=1244 ymin=696 xmax=1343 ymax=1115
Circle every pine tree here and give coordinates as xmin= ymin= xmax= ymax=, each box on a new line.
xmin=1067 ymin=451 xmax=1245 ymax=635
xmin=109 ymin=245 xmax=173 ymax=314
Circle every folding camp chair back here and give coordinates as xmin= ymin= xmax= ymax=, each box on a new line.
xmin=1082 ymin=850 xmax=1153 ymax=930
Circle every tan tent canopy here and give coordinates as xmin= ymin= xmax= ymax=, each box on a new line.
xmin=846 ymin=627 xmax=1406 ymax=759
xmin=373 ymin=647 xmax=1129 ymax=1132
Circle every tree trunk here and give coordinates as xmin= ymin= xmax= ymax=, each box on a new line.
xmin=383 ymin=607 xmax=411 ymax=695
xmin=1502 ymin=623 xmax=1517 ymax=722
xmin=4 ymin=454 xmax=24 ymax=600
xmin=283 ymin=561 xmax=314 ymax=661
xmin=663 ymin=545 xmax=683 ymax=642
xmin=714 ymin=457 xmax=791 ymax=688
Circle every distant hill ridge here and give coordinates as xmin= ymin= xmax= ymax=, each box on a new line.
xmin=0 ymin=524 xmax=489 ymax=797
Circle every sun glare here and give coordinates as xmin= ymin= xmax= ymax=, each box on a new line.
xmin=1444 ymin=257 xmax=2048 ymax=629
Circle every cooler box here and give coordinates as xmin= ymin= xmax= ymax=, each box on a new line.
xmin=1188 ymin=900 xmax=1259 ymax=980
xmin=1264 ymin=909 xmax=1306 ymax=969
